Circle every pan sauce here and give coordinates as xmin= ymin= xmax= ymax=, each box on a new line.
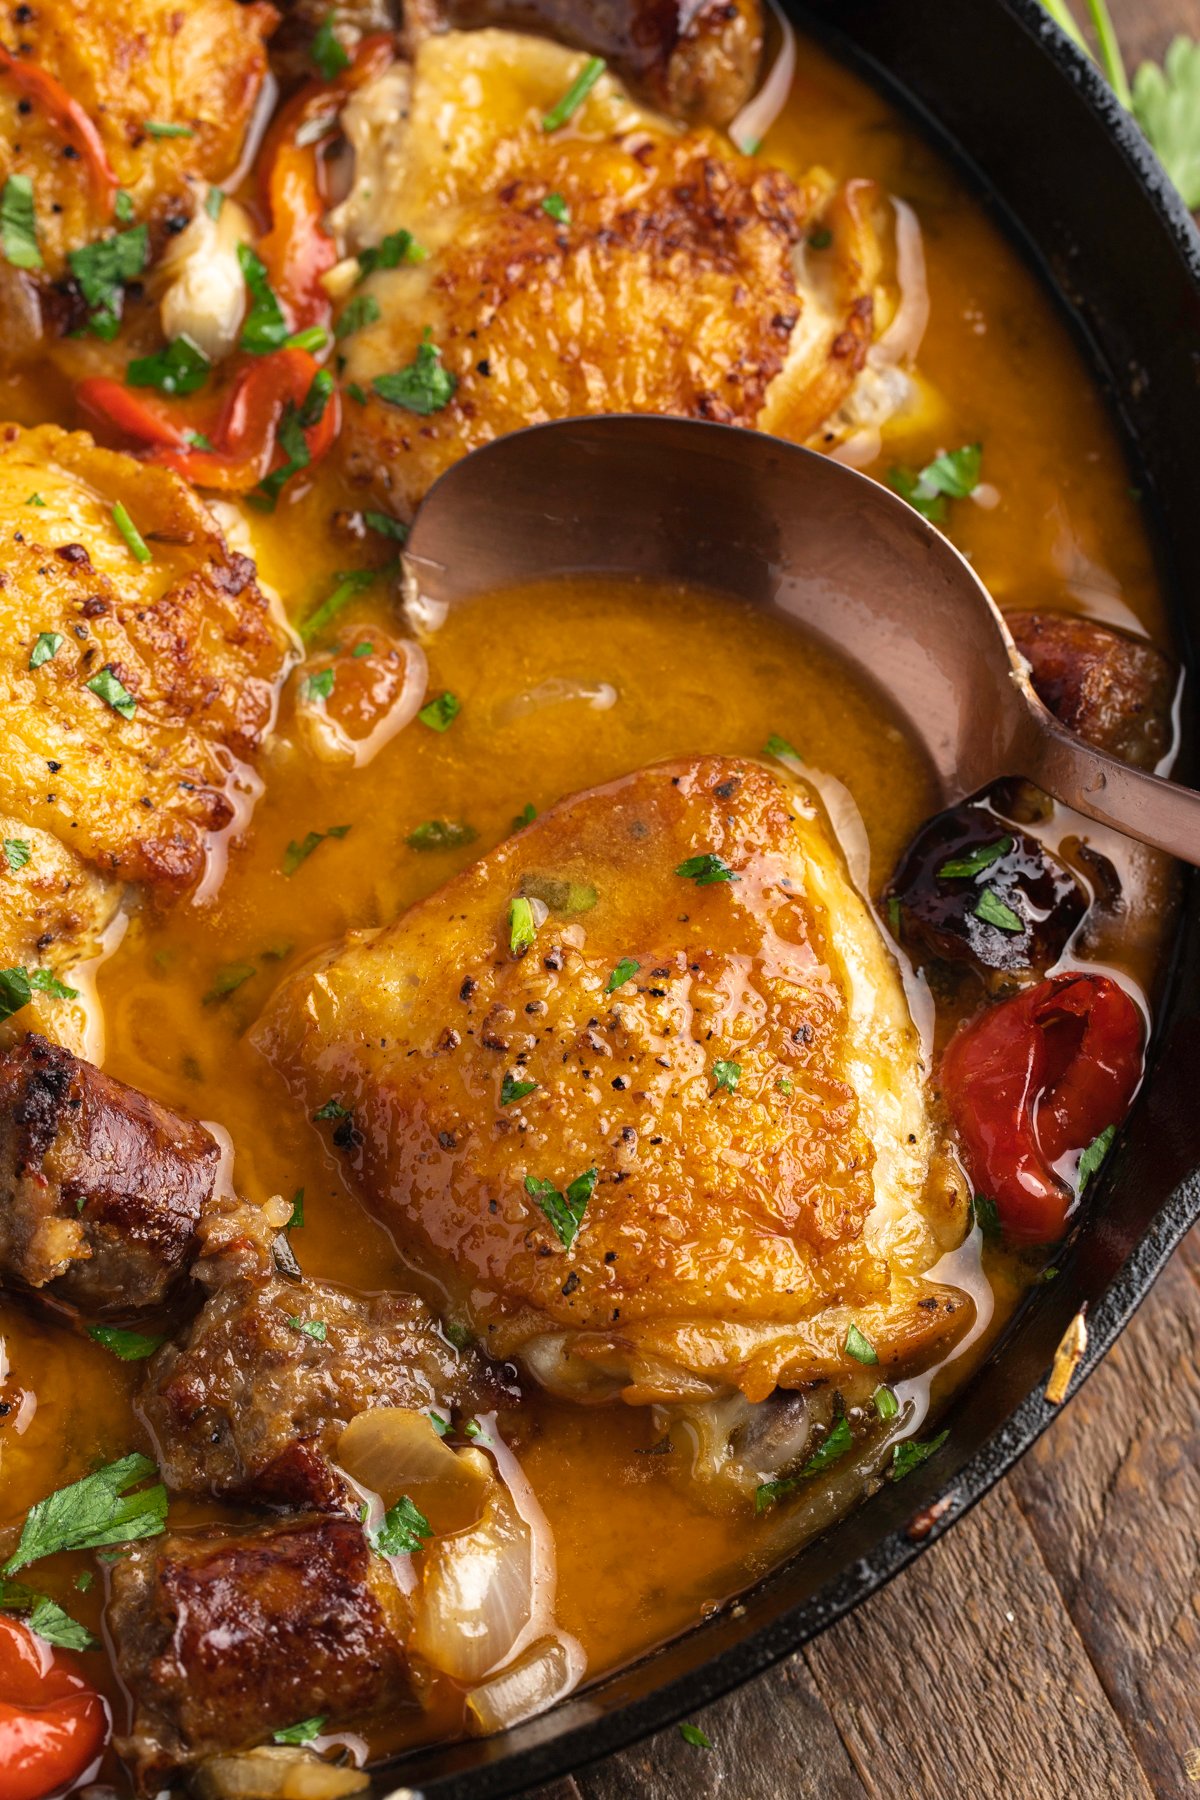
xmin=0 ymin=27 xmax=1177 ymax=1791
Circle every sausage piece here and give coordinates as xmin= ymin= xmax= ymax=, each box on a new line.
xmin=109 ymin=1517 xmax=412 ymax=1789
xmin=418 ymin=0 xmax=764 ymax=124
xmin=0 ymin=1034 xmax=219 ymax=1315
xmin=1008 ymin=610 xmax=1176 ymax=772
xmin=142 ymin=1271 xmax=507 ymax=1508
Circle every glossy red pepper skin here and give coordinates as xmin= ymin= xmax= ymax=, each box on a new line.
xmin=257 ymin=33 xmax=394 ymax=328
xmin=0 ymin=46 xmax=118 ymax=213
xmin=940 ymin=972 xmax=1144 ymax=1245
xmin=0 ymin=1615 xmax=108 ymax=1800
xmin=77 ymin=348 xmax=338 ymax=493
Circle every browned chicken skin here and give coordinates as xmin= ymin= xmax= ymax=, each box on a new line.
xmin=0 ymin=1032 xmax=221 ymax=1314
xmin=142 ymin=1270 xmax=506 ymax=1508
xmin=109 ymin=1517 xmax=413 ymax=1789
xmin=1008 ymin=610 xmax=1176 ymax=771
xmin=261 ymin=756 xmax=971 ymax=1406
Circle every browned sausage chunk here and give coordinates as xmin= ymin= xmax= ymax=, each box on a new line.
xmin=0 ymin=1034 xmax=219 ymax=1314
xmin=142 ymin=1271 xmax=507 ymax=1508
xmin=1007 ymin=610 xmax=1176 ymax=771
xmin=419 ymin=0 xmax=763 ymax=124
xmin=109 ymin=1517 xmax=412 ymax=1788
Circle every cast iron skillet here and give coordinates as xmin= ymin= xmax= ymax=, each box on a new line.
xmin=374 ymin=4 xmax=1200 ymax=1792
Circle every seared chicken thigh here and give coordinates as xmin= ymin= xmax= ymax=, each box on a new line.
xmin=261 ymin=757 xmax=972 ymax=1405
xmin=334 ymin=30 xmax=901 ymax=517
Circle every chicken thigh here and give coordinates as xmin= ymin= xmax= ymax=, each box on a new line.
xmin=261 ymin=756 xmax=973 ymax=1405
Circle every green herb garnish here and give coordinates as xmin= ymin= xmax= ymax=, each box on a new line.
xmin=302 ymin=667 xmax=335 ymax=703
xmin=676 ymin=853 xmax=738 ymax=886
xmin=288 ymin=1315 xmax=327 ymax=1342
xmin=0 ymin=967 xmax=31 ymax=1022
xmin=712 ymin=1059 xmax=741 ymax=1093
xmin=372 ymin=329 xmax=457 ymax=416
xmin=4 ymin=1453 xmax=167 ymax=1574
xmin=418 ymin=690 xmax=460 ymax=731
xmin=67 ymin=226 xmax=149 ymax=340
xmin=114 ymin=189 xmax=134 ymax=224
xmin=299 ymin=566 xmax=380 ymax=644
xmin=335 ymin=293 xmax=381 ymax=340
xmin=973 ymin=887 xmax=1023 ymax=933
xmin=501 ymin=1072 xmax=538 ymax=1106
xmin=937 ymin=836 xmax=1013 ymax=880
xmin=29 ymin=632 xmax=63 ymax=669
xmin=874 ymin=1384 xmax=899 ymax=1421
xmin=373 ymin=1494 xmax=432 ymax=1556
xmin=111 ymin=502 xmax=151 ymax=565
xmin=86 ymin=665 xmax=138 ymax=718
xmin=126 ymin=334 xmax=210 ymax=396
xmin=237 ymin=243 xmax=289 ymax=355
xmin=1 ymin=174 xmax=41 ymax=271
xmin=508 ymin=896 xmax=537 ymax=955
xmin=512 ymin=803 xmax=536 ymax=831
xmin=203 ymin=961 xmax=257 ymax=1004
xmin=205 ymin=187 xmax=225 ymax=220
xmin=3 ymin=839 xmax=30 ymax=872
xmin=313 ymin=1098 xmax=350 ymax=1121
xmin=541 ymin=192 xmax=571 ymax=223
xmin=890 ymin=1429 xmax=949 ymax=1482
xmin=763 ymin=732 xmax=800 ymax=760
xmin=1077 ymin=1123 xmax=1117 ymax=1192
xmin=406 ymin=819 xmax=477 ymax=851
xmin=606 ymin=957 xmax=640 ymax=994
xmin=755 ymin=1415 xmax=854 ymax=1511
xmin=357 ymin=228 xmax=427 ymax=278
xmin=679 ymin=1723 xmax=713 ymax=1750
xmin=0 ymin=1583 xmax=95 ymax=1652
xmin=973 ymin=1193 xmax=1002 ymax=1241
xmin=87 ymin=1325 xmax=164 ymax=1362
xmin=543 ymin=55 xmax=606 ymax=131
xmin=525 ymin=1168 xmax=596 ymax=1249
xmin=282 ymin=823 xmax=350 ymax=874
xmin=30 ymin=970 xmax=79 ymax=1002
xmin=274 ymin=1717 xmax=326 ymax=1746
xmin=888 ymin=443 xmax=982 ymax=523
xmin=363 ymin=510 xmax=408 ymax=542
xmin=144 ymin=120 xmax=193 ymax=138
xmin=845 ymin=1323 xmax=878 ymax=1365
xmin=311 ymin=9 xmax=351 ymax=79
xmin=288 ymin=1188 xmax=305 ymax=1230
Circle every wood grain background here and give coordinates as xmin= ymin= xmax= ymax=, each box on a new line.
xmin=527 ymin=3 xmax=1200 ymax=1795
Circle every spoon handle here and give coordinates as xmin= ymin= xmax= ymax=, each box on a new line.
xmin=1025 ymin=720 xmax=1200 ymax=866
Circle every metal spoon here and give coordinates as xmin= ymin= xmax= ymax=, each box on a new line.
xmin=404 ymin=415 xmax=1200 ymax=865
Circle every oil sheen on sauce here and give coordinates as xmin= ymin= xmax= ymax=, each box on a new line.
xmin=0 ymin=30 xmax=1177 ymax=1781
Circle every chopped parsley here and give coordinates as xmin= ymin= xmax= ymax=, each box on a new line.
xmin=0 ymin=968 xmax=31 ymax=1022
xmin=418 ymin=690 xmax=460 ymax=731
xmin=429 ymin=1411 xmax=451 ymax=1437
xmin=543 ymin=55 xmax=606 ymax=130
xmin=874 ymin=1384 xmax=900 ymax=1421
xmin=302 ymin=667 xmax=335 ymax=703
xmin=313 ymin=1098 xmax=350 ymax=1121
xmin=86 ymin=665 xmax=138 ymax=719
xmin=844 ymin=1323 xmax=878 ymax=1365
xmin=202 ymin=961 xmax=257 ymax=1004
xmin=285 ymin=324 xmax=330 ymax=354
xmin=30 ymin=969 xmax=79 ymax=1001
xmin=25 ymin=493 xmax=45 ymax=506
xmin=144 ymin=120 xmax=193 ymax=139
xmin=255 ymin=370 xmax=334 ymax=507
xmin=1077 ymin=1123 xmax=1117 ymax=1192
xmin=501 ymin=1072 xmax=538 ymax=1107
xmin=763 ymin=732 xmax=800 ymax=760
xmin=274 ymin=1717 xmax=326 ymax=1746
xmin=406 ymin=819 xmax=477 ymax=851
xmin=29 ymin=631 xmax=63 ymax=669
xmin=541 ymin=192 xmax=571 ymax=223
xmin=67 ymin=225 xmax=149 ymax=340
xmin=463 ymin=1419 xmax=490 ymax=1444
xmin=679 ymin=1723 xmax=713 ymax=1750
xmin=288 ymin=1188 xmax=305 ymax=1230
xmin=508 ymin=896 xmax=537 ymax=955
xmin=712 ymin=1059 xmax=741 ymax=1093
xmin=282 ymin=824 xmax=350 ymax=875
xmin=886 ymin=895 xmax=903 ymax=935
xmin=606 ymin=956 xmax=640 ymax=994
xmin=87 ymin=1325 xmax=164 ymax=1362
xmin=512 ymin=803 xmax=536 ymax=831
xmin=287 ymin=1315 xmax=327 ymax=1342
xmin=311 ymin=10 xmax=351 ymax=79
xmin=0 ymin=1583 xmax=95 ymax=1653
xmin=183 ymin=429 xmax=214 ymax=451
xmin=3 ymin=839 xmax=30 ymax=872
xmin=126 ymin=334 xmax=210 ymax=396
xmin=352 ymin=640 xmax=373 ymax=658
xmin=525 ymin=1167 xmax=596 ymax=1249
xmin=111 ymin=501 xmax=151 ymax=564
xmin=335 ymin=293 xmax=381 ymax=340
xmin=676 ymin=852 xmax=738 ymax=886
xmin=299 ymin=566 xmax=381 ymax=644
xmin=237 ymin=243 xmax=289 ymax=355
xmin=888 ymin=444 xmax=982 ymax=523
xmin=4 ymin=1452 xmax=167 ymax=1574
xmin=755 ymin=1416 xmax=854 ymax=1512
xmin=776 ymin=1074 xmax=793 ymax=1095
xmin=363 ymin=510 xmax=408 ymax=542
xmin=357 ymin=228 xmax=427 ymax=278
xmin=974 ymin=887 xmax=1022 ymax=933
xmin=807 ymin=226 xmax=833 ymax=250
xmin=373 ymin=330 xmax=457 ymax=416
xmin=114 ymin=188 xmax=134 ymax=224
xmin=346 ymin=381 xmax=368 ymax=405
xmin=890 ymin=1429 xmax=949 ymax=1482
xmin=372 ymin=1495 xmax=432 ymax=1556
xmin=973 ymin=1193 xmax=1002 ymax=1241
xmin=1 ymin=174 xmax=41 ymax=271
xmin=937 ymin=836 xmax=1013 ymax=880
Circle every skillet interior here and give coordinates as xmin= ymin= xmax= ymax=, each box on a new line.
xmin=371 ymin=2 xmax=1200 ymax=1793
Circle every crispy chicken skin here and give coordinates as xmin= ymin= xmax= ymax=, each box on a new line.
xmin=1007 ymin=610 xmax=1176 ymax=771
xmin=109 ymin=1517 xmax=413 ymax=1788
xmin=260 ymin=756 xmax=972 ymax=1405
xmin=0 ymin=425 xmax=290 ymax=899
xmin=334 ymin=31 xmax=890 ymax=518
xmin=0 ymin=0 xmax=275 ymax=282
xmin=0 ymin=1032 xmax=220 ymax=1313
xmin=416 ymin=0 xmax=763 ymax=125
xmin=143 ymin=1270 xmax=503 ymax=1507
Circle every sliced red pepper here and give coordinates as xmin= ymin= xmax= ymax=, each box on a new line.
xmin=0 ymin=1615 xmax=108 ymax=1800
xmin=257 ymin=33 xmax=394 ymax=330
xmin=0 ymin=44 xmax=117 ymax=214
xmin=77 ymin=348 xmax=338 ymax=494
xmin=940 ymin=972 xmax=1143 ymax=1244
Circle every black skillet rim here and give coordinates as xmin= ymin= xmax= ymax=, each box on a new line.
xmin=369 ymin=4 xmax=1200 ymax=1792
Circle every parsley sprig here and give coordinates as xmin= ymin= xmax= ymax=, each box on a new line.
xmin=5 ymin=1453 xmax=167 ymax=1573
xmin=525 ymin=1167 xmax=596 ymax=1249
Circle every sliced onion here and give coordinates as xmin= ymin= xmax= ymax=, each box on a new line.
xmin=298 ymin=639 xmax=428 ymax=770
xmin=494 ymin=677 xmax=618 ymax=726
xmin=337 ymin=1407 xmax=490 ymax=1528
xmin=159 ymin=188 xmax=255 ymax=364
xmin=413 ymin=1479 xmax=534 ymax=1683
xmin=466 ymin=1634 xmax=587 ymax=1736
xmin=729 ymin=0 xmax=796 ymax=153
xmin=870 ymin=198 xmax=930 ymax=370
xmin=193 ymin=1747 xmax=368 ymax=1800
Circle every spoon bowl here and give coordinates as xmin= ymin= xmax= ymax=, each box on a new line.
xmin=405 ymin=414 xmax=1200 ymax=864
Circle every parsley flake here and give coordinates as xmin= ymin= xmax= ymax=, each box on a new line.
xmin=205 ymin=187 xmax=225 ymax=220
xmin=144 ymin=120 xmax=193 ymax=138
xmin=844 ymin=1323 xmax=878 ymax=1365
xmin=888 ymin=444 xmax=982 ymax=523
xmin=86 ymin=665 xmax=138 ymax=719
xmin=0 ymin=968 xmax=31 ymax=1021
xmin=299 ymin=566 xmax=381 ymax=644
xmin=874 ymin=1384 xmax=900 ymax=1421
xmin=87 ymin=1325 xmax=164 ymax=1362
xmin=313 ymin=1098 xmax=350 ymax=1121
xmin=890 ymin=1429 xmax=949 ymax=1482
xmin=973 ymin=1193 xmax=1002 ymax=1241
xmin=606 ymin=956 xmax=640 ymax=994
xmin=1 ymin=174 xmax=41 ymax=271
xmin=357 ymin=229 xmax=427 ymax=278
xmin=763 ymin=732 xmax=800 ymax=760
xmin=679 ymin=1723 xmax=713 ymax=1750
xmin=974 ymin=887 xmax=1023 ymax=933
xmin=29 ymin=631 xmax=63 ymax=669
xmin=508 ymin=896 xmax=537 ymax=955
xmin=67 ymin=225 xmax=149 ymax=339
xmin=4 ymin=1453 xmax=167 ymax=1574
xmin=336 ymin=293 xmax=381 ymax=340
xmin=501 ymin=1072 xmax=538 ymax=1106
xmin=373 ymin=329 xmax=457 ymax=416
xmin=363 ymin=510 xmax=408 ymax=542
xmin=676 ymin=852 xmax=738 ymax=886
xmin=3 ymin=839 xmax=30 ymax=872
xmin=202 ymin=961 xmax=257 ymax=1004
xmin=429 ymin=1411 xmax=451 ymax=1437
xmin=512 ymin=803 xmax=536 ymax=831
xmin=755 ymin=1416 xmax=853 ymax=1511
xmin=288 ymin=1315 xmax=327 ymax=1342
xmin=543 ymin=55 xmax=606 ymax=130
xmin=282 ymin=824 xmax=350 ymax=875
xmin=111 ymin=502 xmax=151 ymax=564
xmin=274 ymin=1717 xmax=326 ymax=1746
xmin=541 ymin=192 xmax=571 ymax=223
xmin=0 ymin=1583 xmax=95 ymax=1653
xmin=302 ymin=667 xmax=335 ymax=703
xmin=237 ymin=243 xmax=289 ymax=355
xmin=937 ymin=836 xmax=1013 ymax=880
xmin=406 ymin=819 xmax=477 ymax=851
xmin=1077 ymin=1123 xmax=1117 ymax=1192
xmin=525 ymin=1168 xmax=596 ymax=1249
xmin=311 ymin=10 xmax=351 ymax=79
xmin=25 ymin=493 xmax=46 ymax=507
xmin=712 ymin=1059 xmax=741 ymax=1093
xmin=30 ymin=969 xmax=79 ymax=1001
xmin=127 ymin=334 xmax=210 ymax=396
xmin=373 ymin=1494 xmax=432 ymax=1556
xmin=114 ymin=189 xmax=134 ymax=224
xmin=288 ymin=1188 xmax=305 ymax=1230
xmin=419 ymin=690 xmax=460 ymax=731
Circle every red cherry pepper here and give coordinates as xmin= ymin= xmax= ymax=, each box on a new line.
xmin=0 ymin=1615 xmax=108 ymax=1800
xmin=940 ymin=972 xmax=1143 ymax=1244
xmin=0 ymin=45 xmax=118 ymax=214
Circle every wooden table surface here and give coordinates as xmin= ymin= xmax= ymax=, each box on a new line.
xmin=527 ymin=3 xmax=1200 ymax=1796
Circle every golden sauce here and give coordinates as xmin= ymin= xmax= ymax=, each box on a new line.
xmin=0 ymin=29 xmax=1177 ymax=1789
